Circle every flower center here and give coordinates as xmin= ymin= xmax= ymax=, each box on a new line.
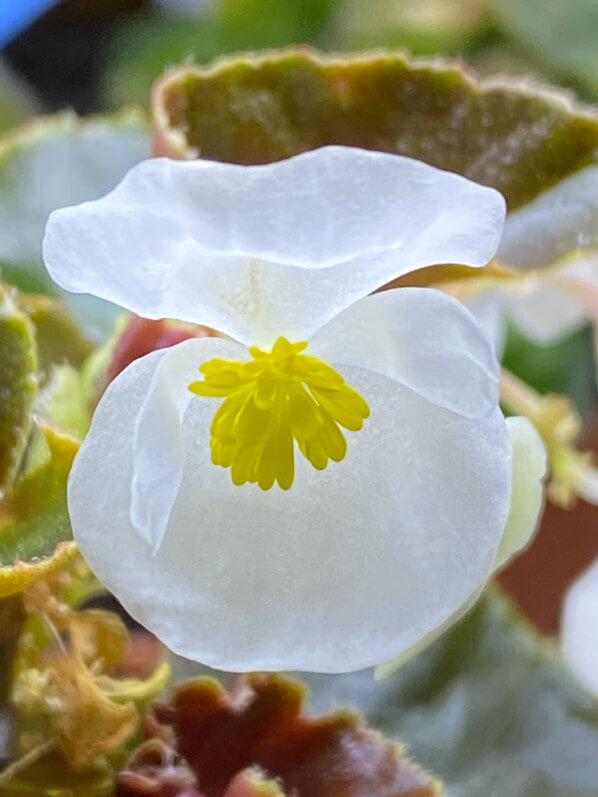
xmin=188 ymin=337 xmax=370 ymax=490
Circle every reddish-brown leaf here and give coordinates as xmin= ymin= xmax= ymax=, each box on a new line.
xmin=116 ymin=673 xmax=441 ymax=797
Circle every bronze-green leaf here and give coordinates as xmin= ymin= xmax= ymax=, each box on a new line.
xmin=153 ymin=48 xmax=598 ymax=210
xmin=0 ymin=285 xmax=37 ymax=494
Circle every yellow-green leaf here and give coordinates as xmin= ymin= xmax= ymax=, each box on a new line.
xmin=0 ymin=424 xmax=78 ymax=598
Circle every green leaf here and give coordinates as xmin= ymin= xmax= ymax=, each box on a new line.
xmin=334 ymin=0 xmax=492 ymax=56
xmin=301 ymin=589 xmax=598 ymax=797
xmin=0 ymin=286 xmax=37 ymax=494
xmin=0 ymin=111 xmax=150 ymax=339
xmin=502 ymin=320 xmax=598 ymax=418
xmin=216 ymin=0 xmax=340 ymax=41
xmin=35 ymin=365 xmax=92 ymax=440
xmin=14 ymin=294 xmax=95 ymax=377
xmin=492 ymin=0 xmax=598 ymax=100
xmin=0 ymin=63 xmax=38 ymax=135
xmin=152 ymin=49 xmax=598 ymax=211
xmin=104 ymin=0 xmax=341 ymax=109
xmin=0 ymin=424 xmax=78 ymax=598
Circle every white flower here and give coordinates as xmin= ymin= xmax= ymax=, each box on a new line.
xmin=467 ymin=250 xmax=598 ymax=355
xmin=43 ymin=145 xmax=545 ymax=673
xmin=562 ymin=557 xmax=598 ymax=696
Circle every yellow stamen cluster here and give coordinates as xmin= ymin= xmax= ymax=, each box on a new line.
xmin=189 ymin=337 xmax=370 ymax=490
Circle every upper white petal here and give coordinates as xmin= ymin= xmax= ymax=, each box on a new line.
xmin=69 ymin=344 xmax=512 ymax=673
xmin=310 ymin=288 xmax=499 ymax=419
xmin=44 ymin=146 xmax=505 ymax=346
xmin=562 ymin=557 xmax=598 ymax=696
xmin=500 ymin=165 xmax=598 ymax=269
xmin=131 ymin=337 xmax=247 ymax=552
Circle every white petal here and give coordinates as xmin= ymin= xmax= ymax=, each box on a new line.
xmin=131 ymin=338 xmax=248 ymax=553
xmin=375 ymin=588 xmax=481 ymax=680
xmin=558 ymin=249 xmax=598 ymax=287
xmin=574 ymin=465 xmax=598 ymax=506
xmin=309 ymin=288 xmax=498 ymax=419
xmin=376 ymin=415 xmax=546 ymax=679
xmin=493 ymin=417 xmax=546 ymax=571
xmin=0 ymin=114 xmax=149 ymax=337
xmin=70 ymin=351 xmax=512 ymax=673
xmin=500 ymin=165 xmax=598 ymax=269
xmin=562 ymin=558 xmax=598 ymax=696
xmin=466 ymin=289 xmax=508 ymax=356
xmin=44 ymin=146 xmax=505 ymax=346
xmin=506 ymin=279 xmax=587 ymax=344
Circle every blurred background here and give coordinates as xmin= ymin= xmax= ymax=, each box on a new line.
xmin=0 ymin=0 xmax=597 ymax=636
xmin=2 ymin=0 xmax=598 ymax=121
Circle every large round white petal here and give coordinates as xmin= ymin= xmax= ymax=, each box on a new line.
xmin=562 ymin=558 xmax=598 ymax=696
xmin=70 ymin=341 xmax=512 ymax=673
xmin=309 ymin=288 xmax=499 ymax=419
xmin=44 ymin=146 xmax=505 ymax=347
xmin=376 ymin=415 xmax=546 ymax=679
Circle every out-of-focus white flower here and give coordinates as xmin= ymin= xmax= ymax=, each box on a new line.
xmin=562 ymin=558 xmax=598 ymax=696
xmin=453 ymin=252 xmax=598 ymax=509
xmin=43 ymin=145 xmax=545 ymax=673
xmin=498 ymin=366 xmax=598 ymax=509
xmin=464 ymin=250 xmax=598 ymax=355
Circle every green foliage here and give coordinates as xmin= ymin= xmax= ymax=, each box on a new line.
xmin=216 ymin=0 xmax=339 ymax=43
xmin=0 ymin=286 xmax=37 ymax=493
xmin=104 ymin=0 xmax=341 ymax=109
xmin=14 ymin=295 xmax=95 ymax=378
xmin=0 ymin=65 xmax=37 ymax=136
xmin=303 ymin=589 xmax=598 ymax=797
xmin=0 ymin=111 xmax=150 ymax=339
xmin=502 ymin=321 xmax=598 ymax=418
xmin=335 ymin=0 xmax=494 ymax=56
xmin=35 ymin=365 xmax=92 ymax=440
xmin=492 ymin=0 xmax=598 ymax=100
xmin=102 ymin=0 xmax=598 ymax=109
xmin=0 ymin=424 xmax=78 ymax=597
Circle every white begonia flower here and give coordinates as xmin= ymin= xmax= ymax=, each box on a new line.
xmin=43 ymin=145 xmax=545 ymax=673
xmin=562 ymin=557 xmax=598 ymax=696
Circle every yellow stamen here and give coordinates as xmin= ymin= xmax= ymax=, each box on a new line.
xmin=189 ymin=337 xmax=369 ymax=490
